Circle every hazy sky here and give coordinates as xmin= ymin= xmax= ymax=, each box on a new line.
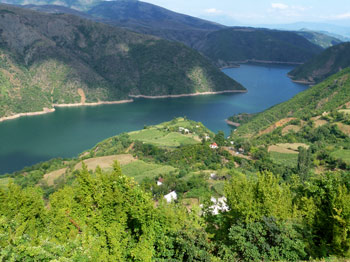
xmin=142 ymin=0 xmax=350 ymax=26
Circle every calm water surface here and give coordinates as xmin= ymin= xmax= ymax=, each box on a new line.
xmin=0 ymin=64 xmax=307 ymax=174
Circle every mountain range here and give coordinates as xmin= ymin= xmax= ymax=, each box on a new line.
xmin=21 ymin=1 xmax=332 ymax=67
xmin=0 ymin=4 xmax=243 ymax=119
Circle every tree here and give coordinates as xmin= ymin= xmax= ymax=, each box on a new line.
xmin=214 ymin=131 xmax=226 ymax=146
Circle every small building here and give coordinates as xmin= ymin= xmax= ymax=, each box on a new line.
xmin=184 ymin=128 xmax=190 ymax=134
xmin=210 ymin=197 xmax=229 ymax=215
xmin=164 ymin=191 xmax=177 ymax=203
xmin=210 ymin=142 xmax=218 ymax=149
xmin=204 ymin=134 xmax=210 ymax=141
xmin=157 ymin=177 xmax=164 ymax=186
xmin=210 ymin=173 xmax=217 ymax=179
xmin=230 ymin=141 xmax=234 ymax=145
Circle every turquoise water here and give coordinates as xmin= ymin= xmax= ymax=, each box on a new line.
xmin=0 ymin=64 xmax=307 ymax=174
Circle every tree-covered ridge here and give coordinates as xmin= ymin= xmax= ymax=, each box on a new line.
xmin=196 ymin=27 xmax=323 ymax=67
xmin=22 ymin=3 xmax=324 ymax=67
xmin=289 ymin=42 xmax=350 ymax=84
xmin=233 ymin=68 xmax=350 ymax=137
xmin=0 ymin=4 xmax=243 ymax=119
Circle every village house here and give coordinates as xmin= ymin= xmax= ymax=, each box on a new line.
xmin=157 ymin=177 xmax=164 ymax=186
xmin=164 ymin=191 xmax=177 ymax=203
xmin=210 ymin=142 xmax=218 ymax=149
xmin=210 ymin=197 xmax=229 ymax=215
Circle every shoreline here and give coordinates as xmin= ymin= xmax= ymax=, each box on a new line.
xmin=0 ymin=100 xmax=134 ymax=123
xmin=52 ymin=99 xmax=134 ymax=108
xmin=220 ymin=60 xmax=304 ymax=70
xmin=128 ymin=90 xmax=247 ymax=99
xmin=0 ymin=90 xmax=246 ymax=123
xmin=286 ymin=74 xmax=315 ymax=85
xmin=226 ymin=119 xmax=241 ymax=127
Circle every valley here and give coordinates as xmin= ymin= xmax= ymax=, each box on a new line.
xmin=0 ymin=0 xmax=350 ymax=261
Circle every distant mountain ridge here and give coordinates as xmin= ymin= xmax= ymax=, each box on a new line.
xmin=289 ymin=42 xmax=350 ymax=84
xmin=20 ymin=1 xmax=325 ymax=67
xmin=0 ymin=4 xmax=244 ymax=119
xmin=194 ymin=27 xmax=323 ymax=67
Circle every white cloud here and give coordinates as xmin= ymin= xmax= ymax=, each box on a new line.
xmin=271 ymin=3 xmax=289 ymax=10
xmin=204 ymin=8 xmax=223 ymax=14
xmin=334 ymin=12 xmax=350 ymax=19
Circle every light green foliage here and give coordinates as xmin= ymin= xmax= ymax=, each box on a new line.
xmin=129 ymin=128 xmax=198 ymax=148
xmin=270 ymin=151 xmax=298 ymax=167
xmin=331 ymin=149 xmax=350 ymax=165
xmin=121 ymin=160 xmax=176 ymax=182
xmin=225 ymin=172 xmax=295 ymax=223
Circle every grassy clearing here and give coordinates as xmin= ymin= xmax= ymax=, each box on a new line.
xmin=270 ymin=152 xmax=298 ymax=168
xmin=43 ymin=168 xmax=67 ymax=186
xmin=282 ymin=125 xmax=301 ymax=135
xmin=0 ymin=177 xmax=10 ymax=189
xmin=314 ymin=119 xmax=328 ymax=128
xmin=75 ymin=154 xmax=136 ymax=171
xmin=129 ymin=128 xmax=198 ymax=148
xmin=121 ymin=160 xmax=176 ymax=183
xmin=337 ymin=122 xmax=350 ymax=135
xmin=269 ymin=143 xmax=309 ymax=154
xmin=331 ymin=149 xmax=350 ymax=164
xmin=339 ymin=109 xmax=350 ymax=115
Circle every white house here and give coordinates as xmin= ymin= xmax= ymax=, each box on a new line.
xmin=210 ymin=197 xmax=229 ymax=215
xmin=164 ymin=191 xmax=177 ymax=203
xmin=210 ymin=173 xmax=217 ymax=179
xmin=210 ymin=143 xmax=218 ymax=149
xmin=157 ymin=178 xmax=164 ymax=186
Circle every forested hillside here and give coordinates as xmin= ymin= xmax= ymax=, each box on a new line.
xmin=0 ymin=4 xmax=243 ymax=119
xmin=289 ymin=42 xmax=350 ymax=84
xmin=21 ymin=2 xmax=323 ymax=67
xmin=1 ymin=115 xmax=350 ymax=260
xmin=233 ymin=68 xmax=350 ymax=136
xmin=196 ymin=27 xmax=323 ymax=67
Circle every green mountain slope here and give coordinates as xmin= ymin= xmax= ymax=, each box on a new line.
xmin=195 ymin=27 xmax=323 ymax=67
xmin=296 ymin=29 xmax=342 ymax=49
xmin=234 ymin=68 xmax=350 ymax=136
xmin=20 ymin=2 xmax=322 ymax=66
xmin=0 ymin=4 xmax=244 ymax=119
xmin=289 ymin=42 xmax=350 ymax=84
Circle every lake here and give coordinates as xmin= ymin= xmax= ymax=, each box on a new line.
xmin=0 ymin=64 xmax=308 ymax=174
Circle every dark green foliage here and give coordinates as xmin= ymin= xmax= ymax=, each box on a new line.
xmin=198 ymin=27 xmax=322 ymax=67
xmin=289 ymin=42 xmax=350 ymax=83
xmin=223 ymin=218 xmax=306 ymax=262
xmin=297 ymin=147 xmax=312 ymax=179
xmin=214 ymin=131 xmax=225 ymax=146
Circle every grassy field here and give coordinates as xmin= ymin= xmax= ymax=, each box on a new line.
xmin=269 ymin=143 xmax=309 ymax=154
xmin=337 ymin=122 xmax=350 ymax=135
xmin=75 ymin=154 xmax=136 ymax=171
xmin=0 ymin=177 xmax=10 ymax=189
xmin=339 ymin=109 xmax=350 ymax=115
xmin=331 ymin=149 xmax=350 ymax=164
xmin=121 ymin=160 xmax=176 ymax=183
xmin=43 ymin=168 xmax=67 ymax=186
xmin=129 ymin=128 xmax=198 ymax=148
xmin=270 ymin=151 xmax=298 ymax=168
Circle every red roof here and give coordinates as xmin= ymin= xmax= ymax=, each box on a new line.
xmin=211 ymin=143 xmax=218 ymax=146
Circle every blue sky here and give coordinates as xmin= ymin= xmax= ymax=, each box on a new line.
xmin=142 ymin=0 xmax=350 ymax=26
